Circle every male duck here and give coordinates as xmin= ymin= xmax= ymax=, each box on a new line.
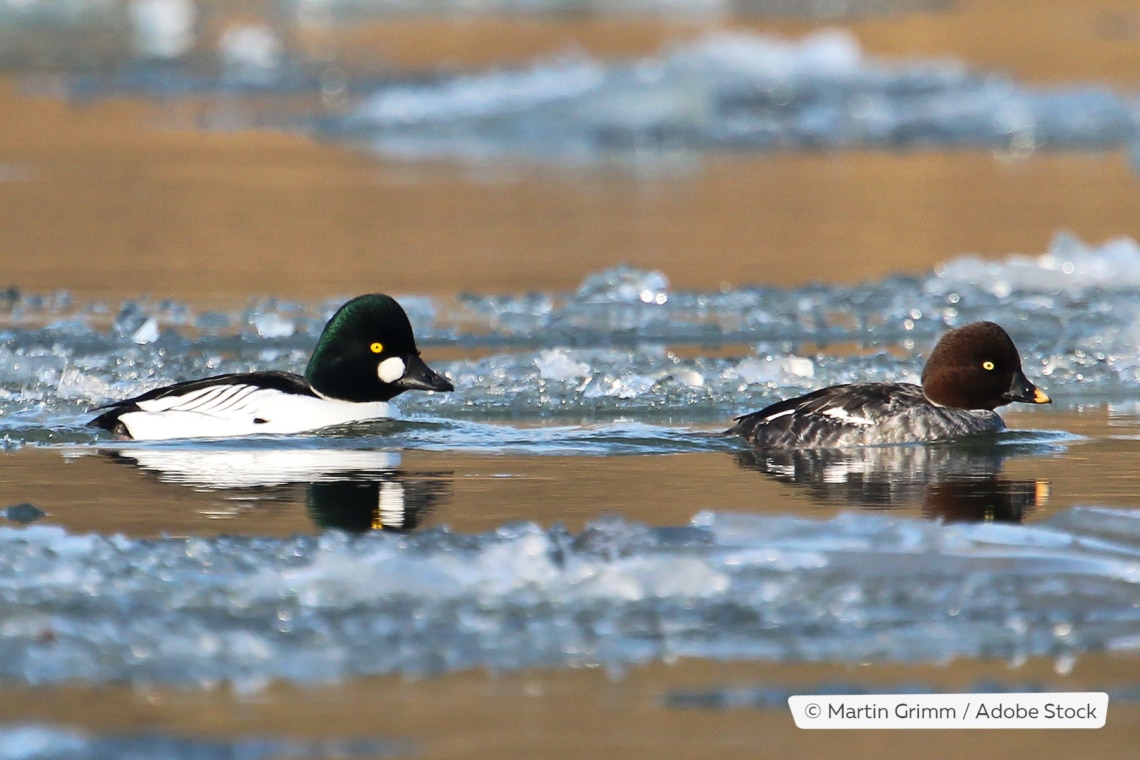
xmin=89 ymin=293 xmax=453 ymax=440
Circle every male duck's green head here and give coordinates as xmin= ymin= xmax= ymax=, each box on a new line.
xmin=305 ymin=293 xmax=454 ymax=403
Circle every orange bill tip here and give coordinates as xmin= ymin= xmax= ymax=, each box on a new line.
xmin=1033 ymin=387 xmax=1052 ymax=404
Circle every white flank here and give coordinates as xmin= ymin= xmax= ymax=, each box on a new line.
xmin=120 ymin=384 xmax=390 ymax=440
xmin=378 ymin=357 xmax=406 ymax=384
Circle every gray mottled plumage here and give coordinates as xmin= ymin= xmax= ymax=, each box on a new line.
xmin=729 ymin=322 xmax=1050 ymax=450
xmin=728 ymin=382 xmax=1003 ymax=449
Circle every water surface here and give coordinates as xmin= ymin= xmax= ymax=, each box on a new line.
xmin=3 ymin=3 xmax=1140 ymax=756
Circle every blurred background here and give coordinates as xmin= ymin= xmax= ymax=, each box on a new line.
xmin=1 ymin=0 xmax=1138 ymax=302
xmin=3 ymin=2 xmax=1140 ymax=759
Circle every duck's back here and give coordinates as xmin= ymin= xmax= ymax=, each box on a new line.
xmin=728 ymin=382 xmax=1004 ymax=449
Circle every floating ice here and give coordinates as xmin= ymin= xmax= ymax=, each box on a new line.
xmin=575 ymin=265 xmax=669 ymax=305
xmin=110 ymin=302 xmax=150 ymax=341
xmin=581 ymin=373 xmax=657 ymax=399
xmin=933 ymin=232 xmax=1140 ymax=293
xmin=328 ymin=30 xmax=1140 ymax=162
xmin=9 ymin=233 xmax=1140 ymax=440
xmin=131 ymin=316 xmax=160 ymax=344
xmin=671 ymin=28 xmax=864 ymax=80
xmin=534 ymin=349 xmax=590 ymax=382
xmin=0 ymin=508 xmax=1137 ymax=686
xmin=0 ymin=725 xmax=405 ymax=760
xmin=735 ymin=355 xmax=815 ymax=386
xmin=354 ymin=57 xmax=606 ymax=125
xmin=128 ymin=0 xmax=196 ymax=60
xmin=250 ymin=312 xmax=296 ymax=339
xmin=218 ymin=23 xmax=284 ymax=79
xmin=17 ymin=18 xmax=1140 ymax=163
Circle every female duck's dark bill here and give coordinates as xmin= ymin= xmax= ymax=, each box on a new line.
xmin=1005 ymin=370 xmax=1051 ymax=404
xmin=726 ymin=321 xmax=1052 ymax=450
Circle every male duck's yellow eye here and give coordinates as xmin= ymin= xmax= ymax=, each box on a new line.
xmin=370 ymin=342 xmax=384 ymax=354
xmin=982 ymin=361 xmax=995 ymax=371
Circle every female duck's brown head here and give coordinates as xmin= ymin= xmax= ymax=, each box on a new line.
xmin=921 ymin=321 xmax=1051 ymax=410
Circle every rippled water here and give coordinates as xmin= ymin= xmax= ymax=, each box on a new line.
xmin=2 ymin=237 xmax=1140 ymax=706
xmin=4 ymin=8 xmax=1140 ymax=755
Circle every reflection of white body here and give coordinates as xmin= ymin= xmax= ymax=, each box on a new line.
xmin=113 ymin=384 xmax=391 ymax=441
xmin=377 ymin=481 xmax=409 ymax=529
xmin=107 ymin=447 xmax=400 ymax=489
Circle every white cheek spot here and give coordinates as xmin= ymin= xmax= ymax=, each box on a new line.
xmin=378 ymin=357 xmax=406 ymax=384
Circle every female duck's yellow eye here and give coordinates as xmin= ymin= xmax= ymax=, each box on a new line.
xmin=370 ymin=342 xmax=384 ymax=354
xmin=982 ymin=361 xmax=995 ymax=371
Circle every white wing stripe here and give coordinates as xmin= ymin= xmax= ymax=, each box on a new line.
xmin=192 ymin=388 xmax=275 ymax=418
xmin=821 ymin=407 xmax=875 ymax=426
xmin=208 ymin=385 xmax=259 ymax=413
xmin=139 ymin=385 xmax=276 ymax=417
xmin=154 ymin=385 xmax=231 ymax=412
xmin=177 ymin=385 xmax=241 ymax=412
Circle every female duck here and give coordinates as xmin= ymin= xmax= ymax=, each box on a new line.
xmin=728 ymin=321 xmax=1050 ymax=449
xmin=89 ymin=293 xmax=453 ymax=440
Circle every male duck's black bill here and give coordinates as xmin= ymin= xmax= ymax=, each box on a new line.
xmin=1004 ymin=370 xmax=1051 ymax=404
xmin=393 ymin=354 xmax=454 ymax=393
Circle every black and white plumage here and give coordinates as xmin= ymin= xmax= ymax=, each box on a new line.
xmin=729 ymin=321 xmax=1051 ymax=449
xmin=88 ymin=294 xmax=454 ymax=440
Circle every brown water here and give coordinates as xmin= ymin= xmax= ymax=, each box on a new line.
xmin=2 ymin=658 xmax=1138 ymax=759
xmin=1 ymin=408 xmax=1136 ymax=539
xmin=3 ymin=90 xmax=1139 ymax=302
xmin=2 ymin=407 xmax=1140 ymax=756
xmin=3 ymin=2 xmax=1140 ymax=303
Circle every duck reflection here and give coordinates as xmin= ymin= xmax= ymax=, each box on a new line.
xmin=101 ymin=448 xmax=452 ymax=532
xmin=734 ymin=443 xmax=1051 ymax=523
xmin=305 ymin=477 xmax=451 ymax=532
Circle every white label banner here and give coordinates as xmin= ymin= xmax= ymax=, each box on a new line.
xmin=788 ymin=692 xmax=1108 ymax=729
